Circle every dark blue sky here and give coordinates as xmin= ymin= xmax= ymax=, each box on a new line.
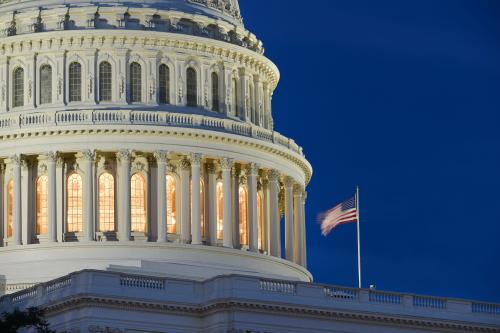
xmin=240 ymin=0 xmax=500 ymax=302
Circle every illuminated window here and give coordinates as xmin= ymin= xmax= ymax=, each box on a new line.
xmin=68 ymin=62 xmax=82 ymax=102
xmin=239 ymin=186 xmax=248 ymax=245
xmin=98 ymin=173 xmax=115 ymax=232
xmin=166 ymin=175 xmax=177 ymax=234
xmin=67 ymin=173 xmax=83 ymax=233
xmin=232 ymin=78 xmax=238 ymax=116
xmin=211 ymin=72 xmax=219 ymax=112
xmin=7 ymin=179 xmax=13 ymax=238
xmin=216 ymin=182 xmax=223 ymax=240
xmin=13 ymin=67 xmax=24 ymax=108
xmin=130 ymin=62 xmax=142 ymax=103
xmin=257 ymin=193 xmax=264 ymax=250
xmin=131 ymin=173 xmax=147 ymax=232
xmin=159 ymin=64 xmax=170 ymax=104
xmin=99 ymin=61 xmax=112 ymax=102
xmin=200 ymin=180 xmax=205 ymax=237
xmin=40 ymin=65 xmax=52 ymax=105
xmin=36 ymin=175 xmax=49 ymax=235
xmin=186 ymin=67 xmax=197 ymax=107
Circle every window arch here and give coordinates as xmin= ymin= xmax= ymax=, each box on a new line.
xmin=36 ymin=175 xmax=49 ymax=235
xmin=166 ymin=174 xmax=177 ymax=234
xmin=257 ymin=192 xmax=264 ymax=250
xmin=99 ymin=61 xmax=112 ymax=102
xmin=216 ymin=181 xmax=223 ymax=240
xmin=40 ymin=65 xmax=52 ymax=105
xmin=6 ymin=179 xmax=13 ymax=238
xmin=98 ymin=172 xmax=115 ymax=232
xmin=68 ymin=62 xmax=82 ymax=102
xmin=13 ymin=67 xmax=24 ymax=108
xmin=211 ymin=72 xmax=219 ymax=112
xmin=159 ymin=64 xmax=170 ymax=105
xmin=239 ymin=185 xmax=248 ymax=246
xmin=131 ymin=173 xmax=147 ymax=233
xmin=232 ymin=78 xmax=238 ymax=116
xmin=67 ymin=173 xmax=83 ymax=233
xmin=130 ymin=62 xmax=142 ymax=103
xmin=186 ymin=67 xmax=197 ymax=107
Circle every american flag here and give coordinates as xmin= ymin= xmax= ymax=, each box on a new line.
xmin=319 ymin=195 xmax=358 ymax=236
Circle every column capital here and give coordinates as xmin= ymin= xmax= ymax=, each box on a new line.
xmin=268 ymin=169 xmax=280 ymax=182
xmin=81 ymin=150 xmax=96 ymax=162
xmin=294 ymin=184 xmax=304 ymax=196
xmin=56 ymin=157 xmax=65 ymax=168
xmin=284 ymin=176 xmax=295 ymax=189
xmin=46 ymin=151 xmax=58 ymax=163
xmin=10 ymin=154 xmax=22 ymax=166
xmin=220 ymin=157 xmax=234 ymax=171
xmin=116 ymin=149 xmax=131 ymax=163
xmin=154 ymin=150 xmax=169 ymax=164
xmin=190 ymin=153 xmax=203 ymax=167
xmin=179 ymin=157 xmax=191 ymax=171
xmin=246 ymin=163 xmax=259 ymax=176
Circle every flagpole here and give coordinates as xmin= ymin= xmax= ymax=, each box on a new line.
xmin=356 ymin=186 xmax=362 ymax=289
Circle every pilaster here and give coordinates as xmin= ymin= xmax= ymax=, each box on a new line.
xmin=154 ymin=151 xmax=168 ymax=243
xmin=81 ymin=150 xmax=95 ymax=241
xmin=117 ymin=150 xmax=131 ymax=241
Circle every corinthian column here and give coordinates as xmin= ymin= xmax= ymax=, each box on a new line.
xmin=191 ymin=154 xmax=202 ymax=245
xmin=247 ymin=163 xmax=259 ymax=252
xmin=82 ymin=150 xmax=95 ymax=242
xmin=47 ymin=152 xmax=58 ymax=243
xmin=284 ymin=177 xmax=295 ymax=261
xmin=268 ymin=170 xmax=280 ymax=257
xmin=155 ymin=151 xmax=168 ymax=243
xmin=301 ymin=191 xmax=308 ymax=268
xmin=221 ymin=158 xmax=233 ymax=248
xmin=179 ymin=157 xmax=191 ymax=244
xmin=117 ymin=150 xmax=131 ymax=241
xmin=12 ymin=155 xmax=22 ymax=246
xmin=293 ymin=186 xmax=303 ymax=265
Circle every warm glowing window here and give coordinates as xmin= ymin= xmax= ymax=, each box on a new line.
xmin=67 ymin=173 xmax=83 ymax=233
xmin=257 ymin=193 xmax=264 ymax=250
xmin=7 ymin=179 xmax=13 ymax=238
xmin=211 ymin=72 xmax=219 ymax=112
xmin=99 ymin=61 xmax=112 ymax=102
xmin=200 ymin=180 xmax=205 ymax=237
xmin=13 ymin=67 xmax=24 ymax=108
xmin=232 ymin=78 xmax=238 ymax=116
xmin=68 ymin=62 xmax=82 ymax=102
xmin=186 ymin=67 xmax=197 ymax=107
xmin=131 ymin=173 xmax=147 ymax=233
xmin=98 ymin=172 xmax=115 ymax=232
xmin=130 ymin=62 xmax=142 ymax=103
xmin=36 ymin=175 xmax=48 ymax=235
xmin=216 ymin=182 xmax=223 ymax=240
xmin=166 ymin=175 xmax=177 ymax=234
xmin=40 ymin=65 xmax=52 ymax=105
xmin=159 ymin=64 xmax=170 ymax=105
xmin=239 ymin=186 xmax=248 ymax=246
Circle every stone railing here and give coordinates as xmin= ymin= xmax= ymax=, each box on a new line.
xmin=0 ymin=109 xmax=304 ymax=157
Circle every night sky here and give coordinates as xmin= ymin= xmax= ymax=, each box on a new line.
xmin=239 ymin=0 xmax=500 ymax=302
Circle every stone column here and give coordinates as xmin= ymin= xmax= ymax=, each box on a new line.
xmin=82 ymin=150 xmax=95 ymax=241
xmin=262 ymin=178 xmax=270 ymax=254
xmin=238 ymin=68 xmax=249 ymax=122
xmin=221 ymin=158 xmax=233 ymax=248
xmin=301 ymin=191 xmax=308 ymax=267
xmin=155 ymin=151 xmax=168 ymax=243
xmin=207 ymin=163 xmax=217 ymax=245
xmin=117 ymin=150 xmax=131 ymax=241
xmin=12 ymin=155 xmax=22 ymax=245
xmin=232 ymin=166 xmax=240 ymax=249
xmin=21 ymin=159 xmax=30 ymax=245
xmin=268 ymin=170 xmax=281 ymax=257
xmin=191 ymin=154 xmax=202 ymax=245
xmin=56 ymin=157 xmax=64 ymax=242
xmin=247 ymin=163 xmax=259 ymax=252
xmin=179 ymin=158 xmax=191 ymax=244
xmin=293 ymin=186 xmax=303 ymax=265
xmin=284 ymin=177 xmax=295 ymax=261
xmin=47 ymin=152 xmax=57 ymax=243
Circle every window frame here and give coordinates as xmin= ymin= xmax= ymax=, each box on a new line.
xmin=12 ymin=67 xmax=24 ymax=108
xmin=68 ymin=62 xmax=82 ymax=103
xmin=39 ymin=64 xmax=53 ymax=105
xmin=98 ymin=61 xmax=113 ymax=102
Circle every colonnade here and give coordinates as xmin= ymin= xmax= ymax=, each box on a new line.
xmin=1 ymin=151 xmax=307 ymax=267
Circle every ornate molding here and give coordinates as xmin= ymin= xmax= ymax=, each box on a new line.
xmin=179 ymin=157 xmax=191 ymax=171
xmin=81 ymin=150 xmax=96 ymax=162
xmin=220 ymin=157 xmax=233 ymax=171
xmin=190 ymin=153 xmax=203 ymax=167
xmin=46 ymin=151 xmax=58 ymax=163
xmin=154 ymin=150 xmax=169 ymax=164
xmin=268 ymin=169 xmax=280 ymax=182
xmin=116 ymin=150 xmax=131 ymax=163
xmin=246 ymin=162 xmax=259 ymax=176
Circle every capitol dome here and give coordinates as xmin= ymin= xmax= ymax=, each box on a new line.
xmin=0 ymin=0 xmax=312 ymax=294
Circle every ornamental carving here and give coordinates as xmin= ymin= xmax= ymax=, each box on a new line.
xmin=268 ymin=169 xmax=280 ymax=182
xmin=190 ymin=153 xmax=203 ymax=166
xmin=116 ymin=150 xmax=131 ymax=163
xmin=220 ymin=157 xmax=233 ymax=171
xmin=154 ymin=151 xmax=169 ymax=164
xmin=179 ymin=157 xmax=191 ymax=171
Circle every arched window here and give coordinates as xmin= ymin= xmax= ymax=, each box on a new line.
xmin=7 ymin=179 xmax=13 ymax=238
xmin=99 ymin=61 xmax=112 ymax=102
xmin=166 ymin=175 xmax=177 ymax=234
xmin=211 ymin=72 xmax=219 ymax=112
xmin=232 ymin=78 xmax=238 ymax=116
xmin=68 ymin=62 xmax=82 ymax=102
xmin=67 ymin=173 xmax=83 ymax=233
xmin=257 ymin=193 xmax=264 ymax=250
xmin=239 ymin=185 xmax=248 ymax=246
xmin=159 ymin=64 xmax=170 ymax=105
xmin=131 ymin=173 xmax=147 ymax=232
xmin=36 ymin=175 xmax=49 ymax=235
xmin=40 ymin=65 xmax=52 ymax=105
xmin=98 ymin=172 xmax=115 ymax=232
xmin=200 ymin=179 xmax=205 ymax=237
xmin=130 ymin=62 xmax=142 ymax=103
xmin=13 ymin=67 xmax=24 ymax=108
xmin=186 ymin=67 xmax=197 ymax=107
xmin=216 ymin=182 xmax=223 ymax=240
